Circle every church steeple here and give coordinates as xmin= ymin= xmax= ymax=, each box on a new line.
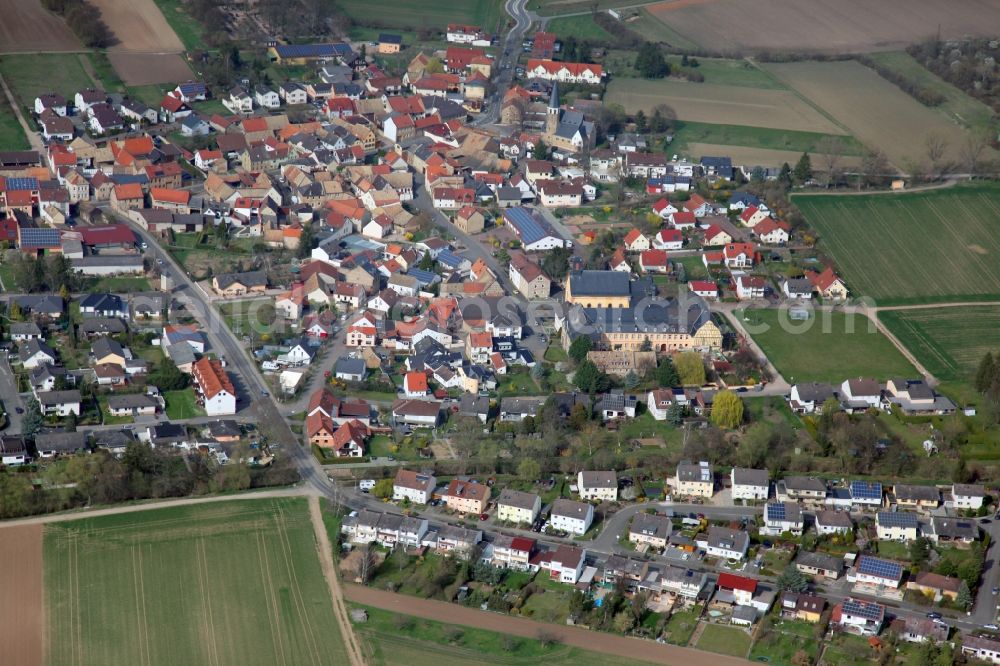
xmin=546 ymin=81 xmax=559 ymax=135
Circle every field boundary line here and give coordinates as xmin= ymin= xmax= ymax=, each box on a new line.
xmin=0 ymin=486 xmax=309 ymax=527
xmin=255 ymin=529 xmax=287 ymax=666
xmin=130 ymin=545 xmax=150 ymax=666
xmin=196 ymin=538 xmax=221 ymax=666
xmin=752 ymin=60 xmax=856 ymax=140
xmin=274 ymin=509 xmax=323 ymax=666
xmin=308 ymin=496 xmax=367 ymax=666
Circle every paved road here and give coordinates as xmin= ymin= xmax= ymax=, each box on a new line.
xmin=344 ymin=584 xmax=753 ymax=665
xmin=0 ymin=358 xmax=25 ymax=434
xmin=471 ymin=0 xmax=532 ymax=127
xmin=412 ymin=176 xmax=516 ymax=294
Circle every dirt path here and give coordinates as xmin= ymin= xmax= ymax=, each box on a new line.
xmin=0 ymin=524 xmax=43 ymax=666
xmin=862 ymin=307 xmax=936 ymax=383
xmin=308 ymin=497 xmax=367 ymax=666
xmin=876 ymin=301 xmax=1000 ymax=311
xmin=78 ymin=54 xmax=101 ymax=88
xmin=0 ymin=487 xmax=310 ymax=527
xmin=344 ymin=585 xmax=752 ymax=665
xmin=789 ymin=179 xmax=959 ymax=197
xmin=0 ymin=71 xmax=43 ymax=152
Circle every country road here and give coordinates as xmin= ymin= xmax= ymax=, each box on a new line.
xmin=344 ymin=585 xmax=752 ymax=665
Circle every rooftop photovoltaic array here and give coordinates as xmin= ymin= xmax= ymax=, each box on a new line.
xmin=850 ymin=480 xmax=882 ymax=500
xmin=857 ymin=556 xmax=902 ymax=580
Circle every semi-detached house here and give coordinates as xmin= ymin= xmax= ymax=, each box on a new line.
xmin=496 ymin=488 xmax=542 ymax=525
xmin=393 ymin=469 xmax=436 ymax=504
xmin=192 ymin=358 xmax=236 ymax=416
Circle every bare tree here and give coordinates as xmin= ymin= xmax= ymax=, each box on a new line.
xmin=816 ymin=137 xmax=844 ymax=188
xmin=958 ymin=131 xmax=989 ymax=179
xmin=537 ymin=629 xmax=562 ymax=647
xmin=351 ymin=542 xmax=378 ymax=584
xmin=859 ymin=149 xmax=892 ymax=190
xmin=924 ymin=132 xmax=949 ymax=179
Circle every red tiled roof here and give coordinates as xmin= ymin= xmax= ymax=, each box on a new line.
xmin=192 ymin=358 xmax=235 ymax=400
xmin=718 ymin=573 xmax=757 ymax=593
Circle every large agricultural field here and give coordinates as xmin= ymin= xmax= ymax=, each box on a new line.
xmin=796 ymin=183 xmax=1000 ymax=304
xmin=641 ymin=0 xmax=1000 ymax=53
xmin=43 ymin=498 xmax=347 ymax=666
xmin=604 ymin=78 xmax=848 ymax=134
xmin=0 ymin=525 xmax=43 ymax=666
xmin=0 ymin=0 xmax=81 ymax=53
xmin=763 ymin=60 xmax=989 ymax=166
xmin=879 ymin=307 xmax=1000 ymax=384
xmin=738 ymin=309 xmax=918 ymax=383
xmin=336 ymin=0 xmax=503 ymax=32
xmin=0 ymin=54 xmax=100 ymax=106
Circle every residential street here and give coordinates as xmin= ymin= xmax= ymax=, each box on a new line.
xmin=0 ymin=358 xmax=24 ymax=434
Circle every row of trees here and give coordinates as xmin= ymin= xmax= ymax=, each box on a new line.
xmin=5 ymin=253 xmax=77 ymax=294
xmin=41 ymin=0 xmax=112 ymax=47
xmin=0 ymin=444 xmax=299 ymax=520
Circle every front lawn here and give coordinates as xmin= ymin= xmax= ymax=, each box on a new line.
xmin=739 ymin=309 xmax=918 ymax=383
xmin=749 ymin=619 xmax=821 ymax=664
xmin=86 ymin=276 xmax=152 ymax=293
xmin=163 ymin=389 xmax=205 ymax=419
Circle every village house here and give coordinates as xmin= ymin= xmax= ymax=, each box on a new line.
xmin=393 ymin=469 xmax=436 ymax=504
xmin=675 ymin=461 xmax=713 ymax=498
xmin=496 ymin=488 xmax=542 ymax=525
xmin=577 ymin=470 xmax=618 ymax=502
xmin=192 ymin=358 xmax=236 ymax=416
xmin=629 ymin=513 xmax=672 ymax=549
xmin=549 ymin=498 xmax=594 ymax=535
xmin=795 ymin=550 xmax=843 ymax=580
xmin=443 ymin=479 xmax=490 ymax=515
xmin=731 ymin=467 xmax=770 ymax=501
xmin=702 ymin=526 xmax=749 ymax=560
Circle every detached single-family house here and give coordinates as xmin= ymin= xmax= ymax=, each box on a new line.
xmin=549 ymin=499 xmax=594 ymax=535
xmin=393 ymin=469 xmax=436 ymax=504
xmin=496 ymin=488 xmax=542 ymax=525
xmin=703 ymin=526 xmax=749 ymax=560
xmin=836 ymin=598 xmax=885 ymax=636
xmin=675 ymin=461 xmax=713 ymax=498
xmin=628 ymin=513 xmax=672 ymax=549
xmin=577 ymin=470 xmax=618 ymax=502
xmin=731 ymin=467 xmax=769 ymax=501
xmin=443 ymin=478 xmax=490 ymax=515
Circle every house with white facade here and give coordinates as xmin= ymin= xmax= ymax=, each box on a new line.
xmin=549 ymin=499 xmax=594 ymax=535
xmin=577 ymin=470 xmax=618 ymax=502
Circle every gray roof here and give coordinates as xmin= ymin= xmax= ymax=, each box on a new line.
xmin=334 ymin=357 xmax=366 ymax=376
xmin=19 ymin=339 xmax=56 ymax=362
xmin=34 ymin=430 xmax=86 ymax=452
xmin=551 ymin=498 xmax=591 ymax=519
xmin=91 ymin=336 xmax=125 ymax=359
xmin=106 ymin=394 xmax=158 ymax=410
xmin=564 ymin=292 xmax=713 ymax=340
xmin=579 ymin=470 xmax=617 ymax=489
xmin=500 ymin=396 xmax=544 ymax=416
xmin=630 ymin=513 xmax=671 ymax=540
xmin=706 ymin=525 xmax=748 ymax=553
xmin=795 ymin=550 xmax=843 ymax=573
xmin=784 ymin=278 xmax=813 ymax=294
xmin=497 ymin=488 xmax=540 ymax=511
xmin=783 ymin=476 xmax=827 ymax=493
xmin=214 ymin=270 xmax=267 ymax=290
xmin=732 ymin=467 xmax=768 ymax=487
xmin=677 ymin=461 xmax=712 ymax=483
xmin=568 ymin=270 xmax=631 ymax=297
xmin=893 ymin=484 xmax=940 ymax=503
xmin=793 ymin=382 xmax=837 ymax=403
xmin=36 ymin=389 xmax=81 ymax=406
xmin=815 ymin=510 xmax=853 ymax=528
xmin=9 ymin=322 xmax=41 ymax=336
xmin=79 ymin=317 xmax=127 ymax=335
xmin=165 ymin=343 xmax=196 ymax=366
xmin=458 ymin=393 xmax=490 ymax=416
xmin=953 ymin=483 xmax=986 ymax=498
xmin=929 ymin=516 xmax=978 ymax=540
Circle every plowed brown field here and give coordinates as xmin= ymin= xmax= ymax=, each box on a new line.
xmin=0 ymin=0 xmax=81 ymax=53
xmin=0 ymin=525 xmax=43 ymax=666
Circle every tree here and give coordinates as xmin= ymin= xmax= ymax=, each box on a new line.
xmin=665 ymin=403 xmax=684 ymax=426
xmin=533 ymin=140 xmax=549 ymax=160
xmin=541 ymin=247 xmax=572 ymax=279
xmin=649 ymin=104 xmax=676 ymax=133
xmin=350 ymin=543 xmax=378 ymax=584
xmin=634 ymin=110 xmax=647 ymax=133
xmin=574 ymin=359 xmax=610 ymax=393
xmin=909 ymin=536 xmax=931 ymax=567
xmin=860 ymin=149 xmax=892 ymax=189
xmin=613 ymin=610 xmax=635 ymax=634
xmin=711 ymin=390 xmax=744 ymax=429
xmin=817 ymin=136 xmax=845 ymax=187
xmin=149 ymin=358 xmax=189 ymax=391
xmin=675 ymin=352 xmax=705 ymax=386
xmin=296 ymin=223 xmax=316 ymax=259
xmin=793 ymin=152 xmax=812 ymax=184
xmin=23 ymin=398 xmax=43 ymax=437
xmin=975 ymin=351 xmax=996 ymax=393
xmin=956 ymin=580 xmax=973 ymax=609
xmin=634 ymin=42 xmax=669 ymax=78
xmin=924 ymin=132 xmax=948 ymax=178
xmin=419 ymin=250 xmax=435 ymax=271
xmin=517 ymin=458 xmax=542 ymax=482
xmin=776 ymin=564 xmax=810 ymax=592
xmin=622 ymin=371 xmax=639 ymax=390
xmin=8 ymin=300 xmax=22 ymax=321
xmin=778 ymin=162 xmax=793 ymax=188
xmin=959 ymin=130 xmax=989 ymax=178
xmin=568 ymin=336 xmax=593 ymax=364
xmin=372 ymin=478 xmax=393 ymax=499
xmin=569 ymin=402 xmax=590 ymax=430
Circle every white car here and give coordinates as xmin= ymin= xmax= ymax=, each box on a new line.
xmin=359 ymin=479 xmax=376 ymax=492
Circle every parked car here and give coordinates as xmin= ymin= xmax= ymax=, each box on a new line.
xmin=359 ymin=479 xmax=376 ymax=492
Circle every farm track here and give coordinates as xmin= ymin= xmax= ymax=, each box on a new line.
xmin=344 ymin=585 xmax=752 ymax=665
xmin=308 ymin=496 xmax=367 ymax=666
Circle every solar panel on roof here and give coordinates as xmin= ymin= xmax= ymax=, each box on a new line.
xmin=858 ymin=556 xmax=902 ymax=580
xmin=6 ymin=177 xmax=38 ymax=191
xmin=843 ymin=599 xmax=882 ymax=621
xmin=20 ymin=228 xmax=61 ymax=247
xmin=877 ymin=511 xmax=918 ymax=528
xmin=767 ymin=503 xmax=786 ymax=521
xmin=850 ymin=481 xmax=882 ymax=500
